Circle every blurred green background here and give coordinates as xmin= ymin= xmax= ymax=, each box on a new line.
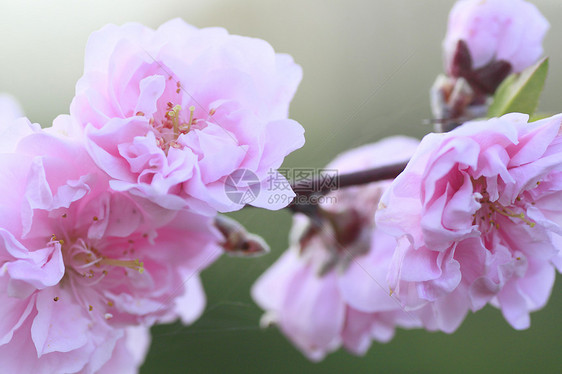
xmin=1 ymin=1 xmax=561 ymax=373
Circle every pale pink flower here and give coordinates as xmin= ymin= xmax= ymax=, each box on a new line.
xmin=0 ymin=124 xmax=222 ymax=372
xmin=66 ymin=19 xmax=305 ymax=213
xmin=443 ymin=0 xmax=549 ymax=75
xmin=252 ymin=137 xmax=421 ymax=361
xmin=376 ymin=113 xmax=562 ymax=330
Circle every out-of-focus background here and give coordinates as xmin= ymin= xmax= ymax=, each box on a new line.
xmin=1 ymin=0 xmax=561 ymax=373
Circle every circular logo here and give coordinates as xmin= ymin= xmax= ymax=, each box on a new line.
xmin=224 ymin=169 xmax=261 ymax=205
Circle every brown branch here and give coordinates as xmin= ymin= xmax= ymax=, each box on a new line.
xmin=287 ymin=161 xmax=408 ymax=214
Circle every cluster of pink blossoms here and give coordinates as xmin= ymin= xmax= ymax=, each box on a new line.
xmin=253 ymin=113 xmax=562 ymax=361
xmin=252 ymin=112 xmax=562 ymax=360
xmin=1 ymin=0 xmax=560 ymax=369
xmin=0 ymin=19 xmax=304 ymax=373
xmin=250 ymin=0 xmax=560 ymax=363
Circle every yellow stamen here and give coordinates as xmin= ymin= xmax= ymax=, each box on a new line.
xmin=167 ymin=104 xmax=182 ymax=138
xmin=188 ymin=105 xmax=195 ymax=123
xmin=49 ymin=234 xmax=65 ymax=247
xmin=179 ymin=105 xmax=196 ymax=134
xmin=489 ymin=203 xmax=535 ymax=228
xmin=100 ymin=258 xmax=144 ymax=274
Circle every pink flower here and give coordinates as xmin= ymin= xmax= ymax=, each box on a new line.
xmin=376 ymin=113 xmax=562 ymax=331
xmin=66 ymin=19 xmax=305 ymax=213
xmin=252 ymin=137 xmax=421 ymax=361
xmin=443 ymin=0 xmax=549 ymax=75
xmin=0 ymin=124 xmax=222 ymax=372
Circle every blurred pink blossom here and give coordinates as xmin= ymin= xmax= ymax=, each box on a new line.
xmin=65 ymin=19 xmax=305 ymax=214
xmin=252 ymin=137 xmax=421 ymax=361
xmin=0 ymin=122 xmax=222 ymax=372
xmin=443 ymin=0 xmax=549 ymax=75
xmin=376 ymin=113 xmax=562 ymax=331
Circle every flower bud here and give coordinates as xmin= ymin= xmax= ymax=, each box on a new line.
xmin=443 ymin=0 xmax=549 ymax=76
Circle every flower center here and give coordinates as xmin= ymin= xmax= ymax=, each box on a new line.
xmin=137 ymin=102 xmax=197 ymax=154
xmin=61 ymin=237 xmax=144 ymax=280
xmin=471 ymin=177 xmax=536 ymax=231
xmin=49 ymin=232 xmax=145 ymax=319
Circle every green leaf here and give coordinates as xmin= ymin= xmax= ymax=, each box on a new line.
xmin=487 ymin=57 xmax=549 ymax=118
xmin=529 ymin=112 xmax=555 ymax=122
